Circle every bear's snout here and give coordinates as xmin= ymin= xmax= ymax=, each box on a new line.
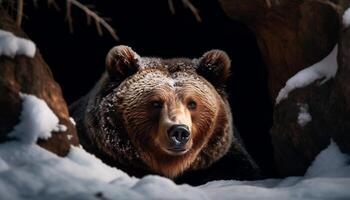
xmin=167 ymin=124 xmax=190 ymax=150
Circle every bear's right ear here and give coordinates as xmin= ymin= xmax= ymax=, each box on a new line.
xmin=197 ymin=49 xmax=231 ymax=88
xmin=106 ymin=45 xmax=140 ymax=81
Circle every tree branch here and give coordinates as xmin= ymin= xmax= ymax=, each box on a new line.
xmin=168 ymin=0 xmax=176 ymax=15
xmin=167 ymin=0 xmax=201 ymax=22
xmin=182 ymin=0 xmax=201 ymax=22
xmin=16 ymin=0 xmax=23 ymax=27
xmin=47 ymin=0 xmax=60 ymax=11
xmin=65 ymin=0 xmax=119 ymax=41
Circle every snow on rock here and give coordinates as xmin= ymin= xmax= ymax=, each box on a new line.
xmin=297 ymin=103 xmax=312 ymax=127
xmin=53 ymin=124 xmax=67 ymax=132
xmin=0 ymin=29 xmax=36 ymax=58
xmin=67 ymin=134 xmax=73 ymax=140
xmin=9 ymin=93 xmax=63 ymax=144
xmin=276 ymin=45 xmax=338 ymax=104
xmin=69 ymin=117 xmax=76 ymax=126
xmin=343 ymin=7 xmax=350 ymax=28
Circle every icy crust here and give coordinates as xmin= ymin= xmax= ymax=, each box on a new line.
xmin=9 ymin=93 xmax=65 ymax=144
xmin=0 ymin=29 xmax=36 ymax=58
xmin=0 ymin=136 xmax=349 ymax=199
xmin=276 ymin=45 xmax=338 ymax=104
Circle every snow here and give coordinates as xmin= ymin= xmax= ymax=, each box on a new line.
xmin=0 ymin=29 xmax=36 ymax=58
xmin=200 ymin=141 xmax=350 ymax=200
xmin=9 ymin=93 xmax=63 ymax=144
xmin=67 ymin=134 xmax=73 ymax=140
xmin=305 ymin=140 xmax=349 ymax=178
xmin=0 ymin=132 xmax=350 ymax=200
xmin=276 ymin=45 xmax=338 ymax=104
xmin=69 ymin=117 xmax=76 ymax=126
xmin=297 ymin=103 xmax=312 ymax=127
xmin=53 ymin=124 xmax=67 ymax=132
xmin=343 ymin=7 xmax=350 ymax=28
xmin=2 ymin=92 xmax=350 ymax=199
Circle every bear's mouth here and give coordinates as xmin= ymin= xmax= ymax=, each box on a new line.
xmin=164 ymin=147 xmax=189 ymax=156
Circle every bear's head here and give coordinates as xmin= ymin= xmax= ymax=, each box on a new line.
xmin=89 ymin=45 xmax=233 ymax=178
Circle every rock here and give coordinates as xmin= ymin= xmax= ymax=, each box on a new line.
xmin=271 ymin=81 xmax=334 ymax=176
xmin=218 ymin=0 xmax=350 ymax=176
xmin=0 ymin=9 xmax=79 ymax=156
xmin=219 ymin=0 xmax=339 ymax=98
xmin=331 ymin=7 xmax=350 ymax=155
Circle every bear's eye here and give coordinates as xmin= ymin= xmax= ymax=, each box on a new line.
xmin=151 ymin=101 xmax=163 ymax=109
xmin=187 ymin=100 xmax=197 ymax=110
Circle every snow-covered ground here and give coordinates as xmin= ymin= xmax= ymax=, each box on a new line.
xmin=1 ymin=93 xmax=350 ymax=200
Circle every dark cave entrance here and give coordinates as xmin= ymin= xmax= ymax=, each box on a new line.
xmin=22 ymin=0 xmax=276 ymax=179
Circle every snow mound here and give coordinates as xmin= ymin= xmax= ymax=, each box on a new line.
xmin=200 ymin=141 xmax=350 ymax=200
xmin=0 ymin=29 xmax=36 ymax=58
xmin=0 ymin=136 xmax=349 ymax=199
xmin=343 ymin=7 xmax=350 ymax=28
xmin=9 ymin=93 xmax=63 ymax=144
xmin=276 ymin=45 xmax=338 ymax=104
xmin=305 ymin=140 xmax=350 ymax=178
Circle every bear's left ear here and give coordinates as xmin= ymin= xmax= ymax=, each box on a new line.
xmin=197 ymin=49 xmax=231 ymax=88
xmin=106 ymin=45 xmax=140 ymax=81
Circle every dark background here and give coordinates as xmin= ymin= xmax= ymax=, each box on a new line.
xmin=22 ymin=0 xmax=276 ymax=177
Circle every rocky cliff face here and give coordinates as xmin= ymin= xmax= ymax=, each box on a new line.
xmin=219 ymin=0 xmax=350 ymax=176
xmin=0 ymin=10 xmax=79 ymax=156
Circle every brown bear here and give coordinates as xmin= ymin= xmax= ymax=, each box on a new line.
xmin=70 ymin=45 xmax=260 ymax=183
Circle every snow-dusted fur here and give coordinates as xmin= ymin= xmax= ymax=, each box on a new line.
xmin=70 ymin=46 xmax=259 ymax=181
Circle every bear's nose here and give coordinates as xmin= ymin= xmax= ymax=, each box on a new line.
xmin=167 ymin=124 xmax=190 ymax=147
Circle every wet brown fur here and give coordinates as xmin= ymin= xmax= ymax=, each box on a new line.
xmin=70 ymin=46 xmax=234 ymax=178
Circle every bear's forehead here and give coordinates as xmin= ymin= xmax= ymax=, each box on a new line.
xmin=131 ymin=70 xmax=204 ymax=90
xmin=115 ymin=57 xmax=217 ymax=101
xmin=117 ymin=70 xmax=217 ymax=107
xmin=138 ymin=57 xmax=198 ymax=72
xmin=130 ymin=57 xmax=205 ymax=88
